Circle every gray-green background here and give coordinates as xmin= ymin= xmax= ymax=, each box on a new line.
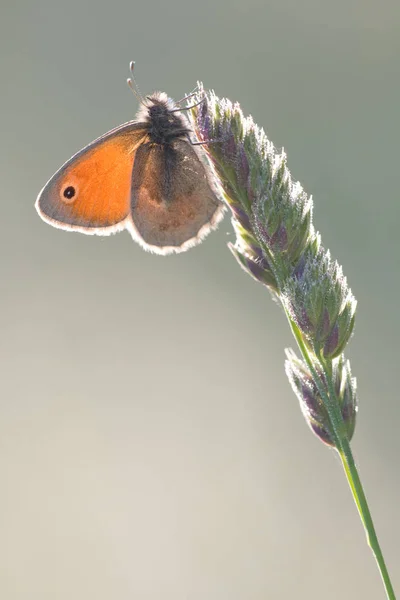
xmin=1 ymin=1 xmax=399 ymax=598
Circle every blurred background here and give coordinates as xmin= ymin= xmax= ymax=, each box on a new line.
xmin=1 ymin=0 xmax=399 ymax=598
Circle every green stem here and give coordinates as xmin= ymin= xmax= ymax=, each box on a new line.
xmin=339 ymin=437 xmax=396 ymax=599
xmin=286 ymin=315 xmax=396 ymax=599
xmin=321 ymin=362 xmax=396 ymax=600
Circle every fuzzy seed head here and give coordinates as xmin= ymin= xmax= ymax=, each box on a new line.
xmin=285 ymin=350 xmax=357 ymax=446
xmin=282 ymin=239 xmax=357 ymax=358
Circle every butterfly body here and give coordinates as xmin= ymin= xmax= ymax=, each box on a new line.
xmin=142 ymin=93 xmax=190 ymax=144
xmin=36 ymin=87 xmax=224 ymax=254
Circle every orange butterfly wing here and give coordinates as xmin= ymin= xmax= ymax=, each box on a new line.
xmin=36 ymin=123 xmax=147 ymax=234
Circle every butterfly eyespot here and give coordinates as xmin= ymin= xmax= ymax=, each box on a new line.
xmin=62 ymin=185 xmax=77 ymax=202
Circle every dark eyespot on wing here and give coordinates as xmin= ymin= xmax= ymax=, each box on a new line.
xmin=63 ymin=186 xmax=76 ymax=200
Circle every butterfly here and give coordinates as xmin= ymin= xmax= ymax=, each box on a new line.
xmin=35 ymin=62 xmax=225 ymax=254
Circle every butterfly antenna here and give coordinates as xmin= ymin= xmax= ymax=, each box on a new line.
xmin=127 ymin=61 xmax=146 ymax=106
